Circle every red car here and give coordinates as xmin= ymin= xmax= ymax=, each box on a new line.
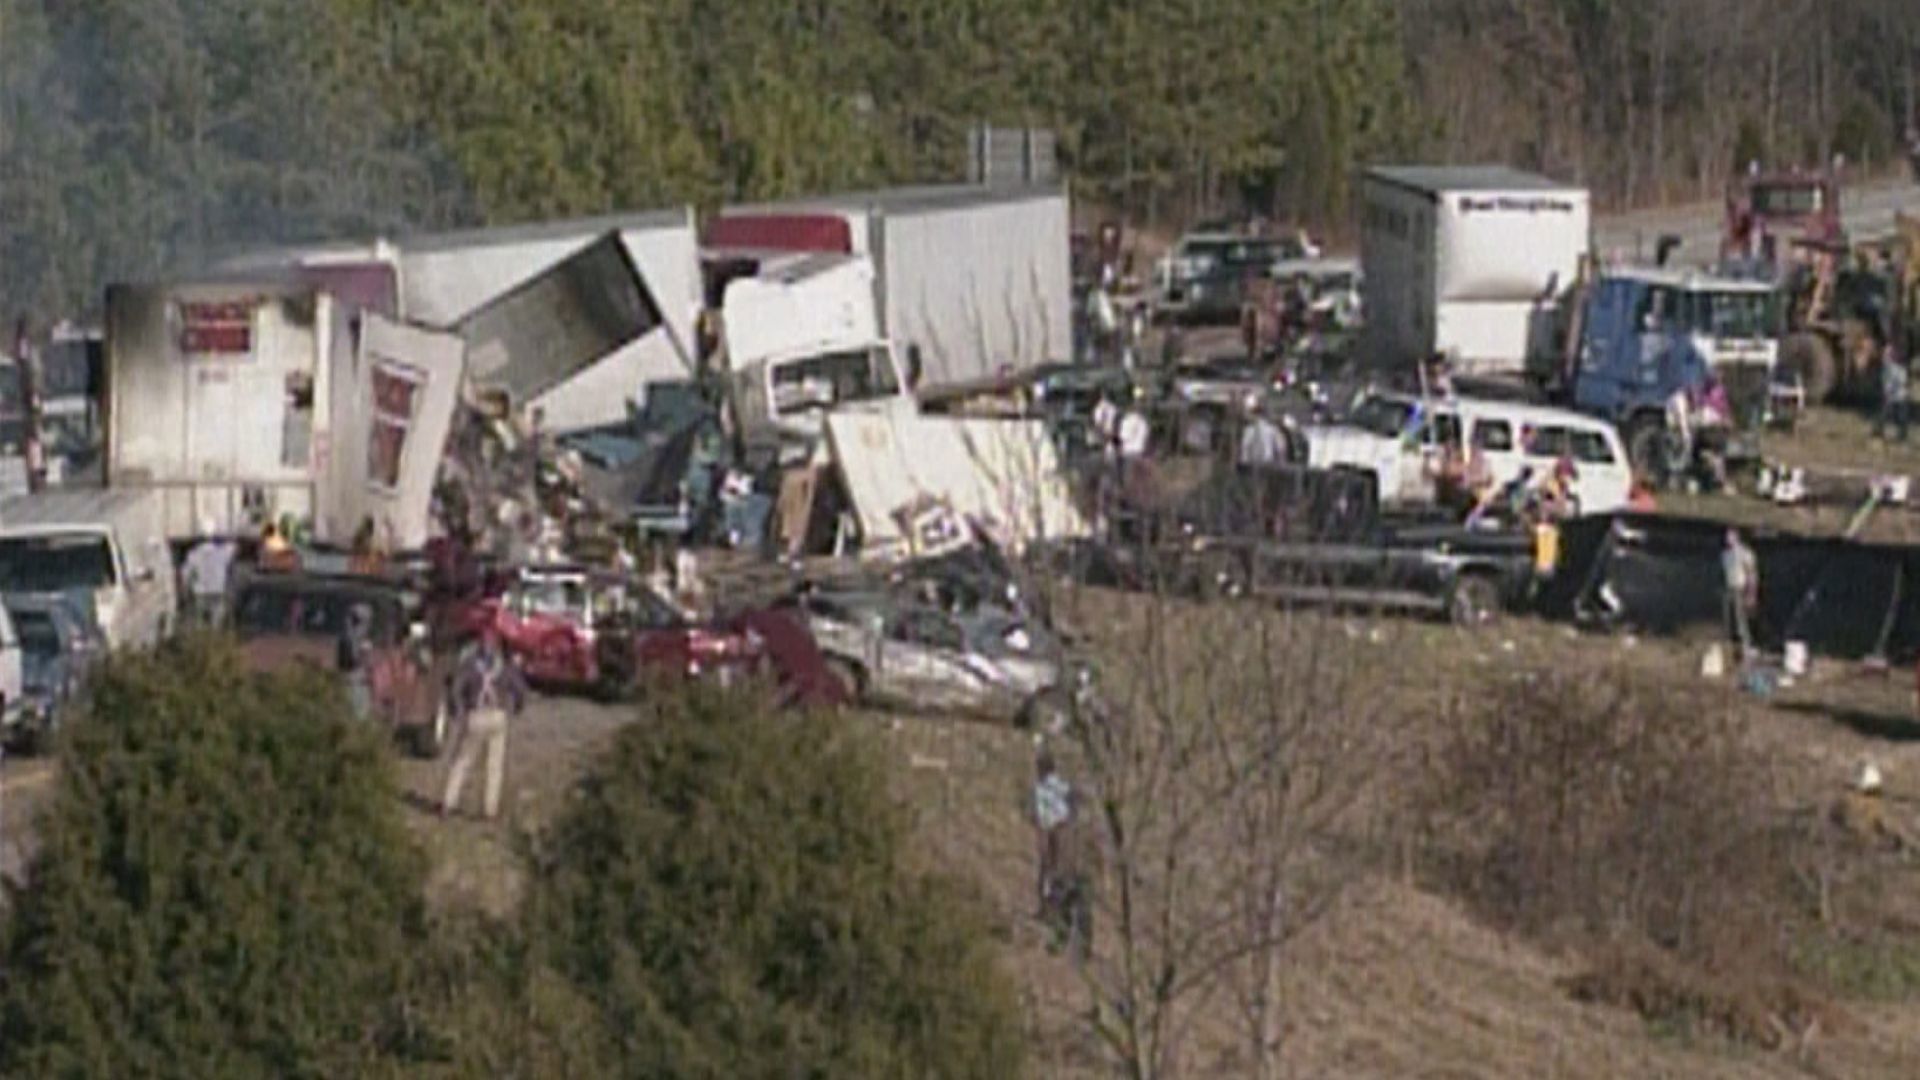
xmin=452 ymin=565 xmax=845 ymax=707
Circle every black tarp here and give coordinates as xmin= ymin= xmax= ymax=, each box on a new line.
xmin=1547 ymin=513 xmax=1920 ymax=661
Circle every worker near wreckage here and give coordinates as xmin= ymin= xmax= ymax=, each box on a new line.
xmin=1721 ymin=528 xmax=1760 ymax=662
xmin=441 ymin=630 xmax=528 ymax=821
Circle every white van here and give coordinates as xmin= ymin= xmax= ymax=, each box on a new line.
xmin=0 ymin=490 xmax=177 ymax=650
xmin=1306 ymin=392 xmax=1632 ymax=515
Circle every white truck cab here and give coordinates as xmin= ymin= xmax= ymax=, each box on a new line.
xmin=720 ymin=251 xmax=914 ymax=445
xmin=0 ymin=491 xmax=177 ymax=650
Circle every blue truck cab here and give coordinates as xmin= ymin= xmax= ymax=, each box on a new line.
xmin=1567 ymin=268 xmax=1785 ymax=471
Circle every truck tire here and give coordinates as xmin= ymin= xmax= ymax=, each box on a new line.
xmin=1019 ymin=688 xmax=1073 ymax=736
xmin=1446 ymin=572 xmax=1502 ymax=628
xmin=1192 ymin=549 xmax=1249 ymax=601
xmin=1782 ymin=331 xmax=1837 ymax=404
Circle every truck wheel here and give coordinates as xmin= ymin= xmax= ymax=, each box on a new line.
xmin=1193 ymin=551 xmax=1248 ymax=601
xmin=1782 ymin=332 xmax=1837 ymax=404
xmin=1446 ymin=573 xmax=1502 ymax=628
xmin=826 ymin=657 xmax=867 ymax=702
xmin=1019 ymin=689 xmax=1073 ymax=736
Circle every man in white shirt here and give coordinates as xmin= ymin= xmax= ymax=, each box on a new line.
xmin=1117 ymin=407 xmax=1150 ymax=459
xmin=1237 ymin=400 xmax=1288 ymax=468
xmin=180 ymin=518 xmax=236 ymax=626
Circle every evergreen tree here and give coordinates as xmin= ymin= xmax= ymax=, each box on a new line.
xmin=0 ymin=637 xmax=430 ymax=1078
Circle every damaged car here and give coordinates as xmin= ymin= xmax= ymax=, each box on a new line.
xmin=228 ymin=569 xmax=452 ymax=756
xmin=792 ymin=583 xmax=1073 ymax=727
xmin=455 ymin=564 xmax=843 ymax=706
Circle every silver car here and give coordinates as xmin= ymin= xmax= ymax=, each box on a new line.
xmin=797 ymin=587 xmax=1069 ymax=727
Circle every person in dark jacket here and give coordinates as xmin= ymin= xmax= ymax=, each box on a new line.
xmin=441 ymin=632 xmax=529 ymax=820
xmin=337 ymin=602 xmax=375 ymax=718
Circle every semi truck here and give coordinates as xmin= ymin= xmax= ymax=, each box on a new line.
xmin=704 ymin=185 xmax=1073 ymax=394
xmin=709 ymin=251 xmax=912 ymax=446
xmin=1359 ymin=165 xmax=1591 ymax=378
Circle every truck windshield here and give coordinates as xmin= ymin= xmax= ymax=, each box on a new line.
xmin=771 ymin=348 xmax=901 ymax=414
xmin=1350 ymin=396 xmax=1416 ymax=437
xmin=1753 ymin=184 xmax=1824 ymax=217
xmin=0 ymin=534 xmax=116 ymax=592
xmin=1696 ymin=291 xmax=1776 ymax=340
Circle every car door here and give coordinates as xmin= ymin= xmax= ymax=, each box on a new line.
xmin=879 ymin=608 xmax=983 ymax=713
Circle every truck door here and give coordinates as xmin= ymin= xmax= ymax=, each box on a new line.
xmin=1398 ymin=410 xmax=1458 ymax=506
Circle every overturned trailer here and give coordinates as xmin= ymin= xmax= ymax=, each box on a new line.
xmin=216 ymin=207 xmax=703 ymax=432
xmin=1543 ymin=514 xmax=1920 ymax=661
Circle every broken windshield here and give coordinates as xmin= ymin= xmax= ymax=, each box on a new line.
xmin=0 ymin=534 xmax=116 ymax=592
xmin=1752 ymin=184 xmax=1825 ymax=217
xmin=771 ymin=348 xmax=901 ymax=414
xmin=1349 ymin=395 xmax=1416 ymax=438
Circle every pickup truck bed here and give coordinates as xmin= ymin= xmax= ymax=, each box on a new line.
xmin=1178 ymin=521 xmax=1535 ymax=625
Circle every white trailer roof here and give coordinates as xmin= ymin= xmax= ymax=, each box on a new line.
xmin=0 ymin=489 xmax=161 ymax=529
xmin=1366 ymin=165 xmax=1577 ymax=196
xmin=725 ymin=183 xmax=1065 ymax=216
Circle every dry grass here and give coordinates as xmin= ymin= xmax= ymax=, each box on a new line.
xmin=883 ymin=586 xmax=1920 ymax=1076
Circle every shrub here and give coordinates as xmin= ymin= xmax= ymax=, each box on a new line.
xmin=514 ymin=685 xmax=1026 ymax=1078
xmin=0 ymin=635 xmax=429 ymax=1079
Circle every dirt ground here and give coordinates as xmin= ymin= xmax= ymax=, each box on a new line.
xmin=5 ymin=604 xmax=1920 ymax=1075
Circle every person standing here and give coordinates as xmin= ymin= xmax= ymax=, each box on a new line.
xmin=337 ymin=603 xmax=375 ymax=719
xmin=1031 ymin=745 xmax=1073 ymax=919
xmin=1721 ymin=528 xmax=1760 ymax=662
xmin=1237 ymin=398 xmax=1288 ymax=469
xmin=180 ymin=519 xmax=236 ymax=627
xmin=442 ymin=632 xmax=528 ymax=821
xmin=1877 ymin=339 xmax=1911 ymax=442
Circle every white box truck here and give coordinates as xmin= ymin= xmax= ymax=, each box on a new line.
xmin=1360 ymin=166 xmax=1590 ymax=377
xmin=706 ymin=185 xmax=1073 ymax=393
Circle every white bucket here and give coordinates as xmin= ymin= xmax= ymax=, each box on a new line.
xmin=1784 ymin=641 xmax=1809 ymax=678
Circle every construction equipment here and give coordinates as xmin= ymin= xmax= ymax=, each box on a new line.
xmin=1722 ymin=166 xmax=1917 ymax=403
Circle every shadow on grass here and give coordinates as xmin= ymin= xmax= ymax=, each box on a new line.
xmin=1778 ymin=700 xmax=1920 ymax=743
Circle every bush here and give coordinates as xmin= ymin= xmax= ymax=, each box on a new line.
xmin=1420 ymin=668 xmax=1850 ymax=1046
xmin=511 ymin=685 xmax=1026 ymax=1078
xmin=0 ymin=636 xmax=430 ymax=1078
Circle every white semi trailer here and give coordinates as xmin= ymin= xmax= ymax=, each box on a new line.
xmin=1360 ymin=165 xmax=1591 ymax=378
xmin=706 ymin=185 xmax=1073 ymax=394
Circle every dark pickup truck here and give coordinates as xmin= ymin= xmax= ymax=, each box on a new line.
xmin=1123 ymin=465 xmax=1537 ymax=625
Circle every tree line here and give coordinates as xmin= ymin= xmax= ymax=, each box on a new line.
xmin=2 ymin=0 xmax=1917 ymax=318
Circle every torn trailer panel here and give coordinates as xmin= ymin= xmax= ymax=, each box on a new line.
xmin=825 ymin=405 xmax=1090 ymax=560
xmin=1545 ymin=513 xmax=1920 ymax=661
xmin=456 ymin=230 xmax=663 ymax=428
xmin=319 ymin=313 xmax=465 ymax=551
